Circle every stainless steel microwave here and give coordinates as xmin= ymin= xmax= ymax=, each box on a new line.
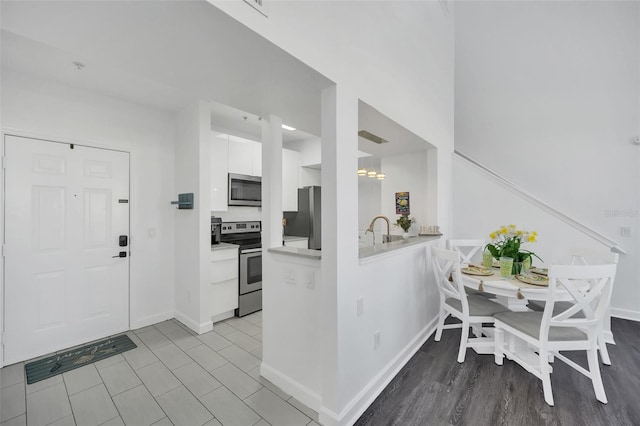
xmin=228 ymin=173 xmax=262 ymax=207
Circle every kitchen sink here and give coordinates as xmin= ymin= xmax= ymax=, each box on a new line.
xmin=359 ymin=234 xmax=407 ymax=247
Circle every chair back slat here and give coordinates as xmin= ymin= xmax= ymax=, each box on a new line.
xmin=542 ymin=264 xmax=617 ymax=340
xmin=432 ymin=247 xmax=468 ymax=312
xmin=448 ymin=239 xmax=486 ymax=266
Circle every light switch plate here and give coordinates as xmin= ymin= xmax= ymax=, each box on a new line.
xmin=285 ymin=268 xmax=296 ymax=284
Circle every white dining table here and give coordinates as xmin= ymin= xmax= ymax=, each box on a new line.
xmin=460 ymin=268 xmax=556 ymax=311
xmin=458 ymin=268 xmax=610 ymax=357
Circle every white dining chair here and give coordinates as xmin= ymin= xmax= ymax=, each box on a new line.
xmin=447 ymin=239 xmax=486 ymax=266
xmin=448 ymin=239 xmax=492 ymax=298
xmin=432 ymin=246 xmax=510 ymax=363
xmin=494 ymin=264 xmax=617 ymax=406
xmin=526 ymin=252 xmax=618 ymax=365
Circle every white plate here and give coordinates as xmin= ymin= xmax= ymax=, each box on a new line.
xmin=462 ymin=266 xmax=493 ymax=276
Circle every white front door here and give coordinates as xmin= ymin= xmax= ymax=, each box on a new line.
xmin=3 ymin=135 xmax=130 ymax=364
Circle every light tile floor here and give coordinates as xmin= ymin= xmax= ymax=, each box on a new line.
xmin=0 ymin=312 xmax=320 ymax=426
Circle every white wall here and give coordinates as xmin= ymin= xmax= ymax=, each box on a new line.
xmin=453 ymin=156 xmax=615 ymax=264
xmin=0 ymin=70 xmax=176 ymax=361
xmin=380 ymin=151 xmax=432 ymax=236
xmin=261 ymin=254 xmax=322 ymax=411
xmin=211 ymin=2 xmax=454 ymax=424
xmin=454 ymin=1 xmax=640 ymax=319
xmin=174 ymin=101 xmax=214 ymax=333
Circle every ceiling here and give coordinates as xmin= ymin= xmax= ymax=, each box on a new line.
xmin=0 ymin=0 xmax=331 ymax=136
xmin=358 ymin=101 xmax=435 ymax=157
xmin=208 ymin=100 xmax=319 ymax=145
xmin=1 ymin=1 xmax=432 ymax=156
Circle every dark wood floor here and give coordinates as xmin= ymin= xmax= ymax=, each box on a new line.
xmin=355 ymin=318 xmax=640 ymax=426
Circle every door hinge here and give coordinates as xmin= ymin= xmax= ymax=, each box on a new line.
xmin=1 ymin=244 xmax=4 ymax=257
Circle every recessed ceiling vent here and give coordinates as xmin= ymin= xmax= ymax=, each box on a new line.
xmin=358 ymin=130 xmax=389 ymax=145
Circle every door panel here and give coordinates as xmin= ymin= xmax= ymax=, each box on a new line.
xmin=3 ymin=135 xmax=130 ymax=364
xmin=32 ymin=186 xmax=67 ymax=251
xmin=84 ymin=188 xmax=111 ymax=248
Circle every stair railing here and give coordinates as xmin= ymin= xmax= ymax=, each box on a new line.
xmin=454 ymin=149 xmax=626 ymax=255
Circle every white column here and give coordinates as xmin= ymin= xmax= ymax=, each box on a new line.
xmin=319 ymin=84 xmax=360 ymax=423
xmin=174 ymin=100 xmax=211 ymax=333
xmin=261 ymin=114 xmax=283 ymax=248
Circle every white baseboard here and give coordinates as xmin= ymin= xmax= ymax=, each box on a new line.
xmin=130 ymin=311 xmax=174 ymax=331
xmin=260 ymin=362 xmax=322 ymax=412
xmin=320 ymin=316 xmax=439 ymax=426
xmin=174 ymin=311 xmax=213 ymax=335
xmin=211 ymin=310 xmax=235 ymax=324
xmin=611 ymin=308 xmax=640 ymax=322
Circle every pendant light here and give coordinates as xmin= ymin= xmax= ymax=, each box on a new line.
xmin=357 ymin=156 xmax=386 ymax=179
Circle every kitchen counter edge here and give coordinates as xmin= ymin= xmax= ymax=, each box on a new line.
xmin=359 ymin=235 xmax=442 ymax=259
xmin=266 ymin=235 xmax=442 ymax=260
xmin=211 ymin=242 xmax=239 ymax=251
xmin=267 ymin=246 xmax=321 ymax=260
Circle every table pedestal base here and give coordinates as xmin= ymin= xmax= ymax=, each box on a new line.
xmin=494 ymin=295 xmax=529 ymax=312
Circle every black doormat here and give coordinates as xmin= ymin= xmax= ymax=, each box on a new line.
xmin=25 ymin=334 xmax=137 ymax=384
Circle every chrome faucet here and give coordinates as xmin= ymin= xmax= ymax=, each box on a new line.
xmin=365 ymin=215 xmax=391 ymax=244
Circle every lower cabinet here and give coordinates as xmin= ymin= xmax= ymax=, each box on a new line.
xmin=208 ymin=245 xmax=238 ymax=320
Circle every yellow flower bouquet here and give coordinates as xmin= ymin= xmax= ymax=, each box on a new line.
xmin=485 ymin=225 xmax=542 ymax=272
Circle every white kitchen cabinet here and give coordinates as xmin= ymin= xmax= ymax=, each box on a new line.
xmin=211 ymin=132 xmax=229 ymax=211
xmin=207 ymin=244 xmax=239 ymax=319
xmin=282 ymin=148 xmax=300 ymax=211
xmin=251 ymin=141 xmax=262 ymax=176
xmin=228 ymin=139 xmax=261 ymax=177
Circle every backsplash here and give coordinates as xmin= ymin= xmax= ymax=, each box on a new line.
xmin=212 ymin=206 xmax=262 ymax=223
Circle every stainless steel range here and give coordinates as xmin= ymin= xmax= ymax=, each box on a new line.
xmin=220 ymin=221 xmax=262 ymax=317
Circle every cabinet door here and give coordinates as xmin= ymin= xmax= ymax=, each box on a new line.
xmin=282 ymin=148 xmax=300 ymax=211
xmin=228 ymin=140 xmax=253 ymax=175
xmin=251 ymin=141 xmax=262 ymax=177
xmin=208 ymin=248 xmax=239 ymax=316
xmin=211 ymin=132 xmax=229 ymax=211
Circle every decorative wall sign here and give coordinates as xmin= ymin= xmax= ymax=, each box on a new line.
xmin=396 ymin=192 xmax=410 ymax=215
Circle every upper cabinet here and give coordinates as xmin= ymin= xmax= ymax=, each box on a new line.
xmin=282 ymin=148 xmax=301 ymax=211
xmin=228 ymin=139 xmax=261 ymax=177
xmin=211 ymin=130 xmax=303 ymax=212
xmin=211 ymin=132 xmax=229 ymax=212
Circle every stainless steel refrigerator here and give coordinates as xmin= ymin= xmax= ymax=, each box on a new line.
xmin=283 ymin=186 xmax=321 ymax=250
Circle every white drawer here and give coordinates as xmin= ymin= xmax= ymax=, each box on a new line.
xmin=211 ymin=247 xmax=238 ymax=262
xmin=211 ymin=258 xmax=238 ymax=283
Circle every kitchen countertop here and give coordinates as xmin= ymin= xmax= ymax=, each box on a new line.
xmin=268 ymin=246 xmax=321 ymax=260
xmin=211 ymin=242 xmax=239 ymax=251
xmin=283 ymin=235 xmax=308 ymax=242
xmin=358 ymin=234 xmax=442 ymax=259
xmin=268 ymin=234 xmax=442 ymax=260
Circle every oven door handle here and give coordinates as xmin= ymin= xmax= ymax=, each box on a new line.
xmin=241 ymin=248 xmax=262 ymax=254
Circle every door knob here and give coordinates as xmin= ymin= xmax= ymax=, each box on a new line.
xmin=112 ymin=251 xmax=127 ymax=258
